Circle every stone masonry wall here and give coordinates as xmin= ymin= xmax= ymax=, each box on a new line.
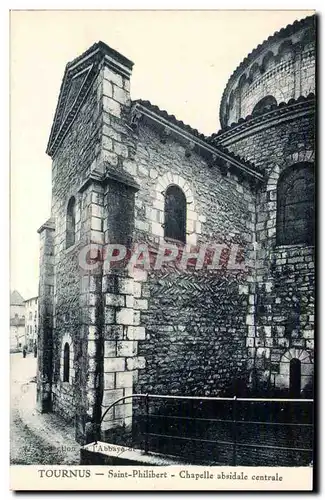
xmin=50 ymin=68 xmax=104 ymax=434
xmin=215 ymin=112 xmax=315 ymax=394
xmin=117 ymin=123 xmax=257 ymax=398
xmin=47 ymin=54 xmax=144 ymax=440
xmin=37 ymin=222 xmax=55 ymax=412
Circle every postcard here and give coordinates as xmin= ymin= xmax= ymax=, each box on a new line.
xmin=10 ymin=9 xmax=315 ymax=491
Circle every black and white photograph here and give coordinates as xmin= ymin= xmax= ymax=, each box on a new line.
xmin=9 ymin=8 xmax=316 ymax=491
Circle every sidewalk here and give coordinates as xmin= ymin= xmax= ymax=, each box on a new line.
xmin=11 ymin=353 xmax=80 ymax=465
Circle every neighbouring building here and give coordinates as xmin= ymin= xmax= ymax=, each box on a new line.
xmin=37 ymin=15 xmax=315 ymax=444
xmin=24 ymin=296 xmax=38 ymax=351
xmin=10 ymin=290 xmax=26 ymax=351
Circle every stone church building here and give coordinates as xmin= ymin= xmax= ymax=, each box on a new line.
xmin=37 ymin=15 xmax=315 ymax=443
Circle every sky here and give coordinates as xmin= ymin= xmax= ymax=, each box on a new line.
xmin=10 ymin=9 xmax=314 ymax=299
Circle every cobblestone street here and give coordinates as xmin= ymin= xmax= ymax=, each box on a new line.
xmin=10 ymin=352 xmax=80 ymax=465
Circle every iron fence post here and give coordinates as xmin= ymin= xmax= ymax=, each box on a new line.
xmin=144 ymin=394 xmax=149 ymax=454
xmin=232 ymin=396 xmax=237 ymax=466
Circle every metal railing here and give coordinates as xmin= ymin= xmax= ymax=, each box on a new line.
xmin=98 ymin=393 xmax=313 ymax=466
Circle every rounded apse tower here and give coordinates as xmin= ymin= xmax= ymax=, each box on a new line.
xmin=218 ymin=15 xmax=315 ymax=129
xmin=213 ymin=15 xmax=315 ymax=394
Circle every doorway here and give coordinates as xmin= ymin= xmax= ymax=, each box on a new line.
xmin=289 ymin=358 xmax=301 ymax=398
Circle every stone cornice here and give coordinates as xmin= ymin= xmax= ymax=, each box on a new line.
xmin=213 ymin=94 xmax=315 ymax=146
xmin=131 ymin=100 xmax=264 ymax=182
xmin=37 ymin=218 xmax=55 ymax=233
xmin=66 ymin=41 xmax=133 ymax=74
xmin=78 ymin=170 xmax=140 ymax=194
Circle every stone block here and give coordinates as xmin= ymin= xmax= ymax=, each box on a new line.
xmin=123 ymin=160 xmax=137 ymax=177
xmin=88 ymin=325 xmax=97 ymax=340
xmin=88 ymin=340 xmax=97 ymax=357
xmin=301 ymin=363 xmax=313 ymax=376
xmin=105 ymin=293 xmax=125 ymax=307
xmin=303 ymin=329 xmax=314 ymax=339
xmin=116 ymin=308 xmax=135 ymax=326
xmin=104 ymin=357 xmax=125 ymax=373
xmin=133 ymin=310 xmax=141 ymax=326
xmin=152 ymin=221 xmax=164 ymax=237
xmin=105 ymin=307 xmax=115 ymax=325
xmin=104 ymin=340 xmax=116 ymax=357
xmin=104 ymin=325 xmax=124 ymax=340
xmin=280 ymin=363 xmax=290 ymax=375
xmin=116 ymin=371 xmax=133 ymax=388
xmin=138 ymin=165 xmax=148 ymax=177
xmin=103 ymin=124 xmax=122 ymax=142
xmin=134 ymin=298 xmax=148 ymax=310
xmin=103 ymin=67 xmax=123 ymax=88
xmin=239 ymin=285 xmax=249 ymax=295
xmin=278 ymin=338 xmax=290 ymax=348
xmin=102 ymin=136 xmax=113 ymax=151
xmin=103 ymin=96 xmax=121 ymax=118
xmin=116 ymin=340 xmax=137 ymax=357
xmin=133 ymin=282 xmax=142 ymax=298
xmin=153 ymin=199 xmax=164 ymax=211
xmin=113 ymin=85 xmax=129 ymax=104
xmin=103 ymin=79 xmax=113 ymax=97
xmin=90 ymin=230 xmax=104 ymax=244
xmin=103 ymin=372 xmax=115 ymax=389
xmin=125 ymin=356 xmax=145 ymax=371
xmin=126 ymin=326 xmax=146 ymax=340
xmin=125 ymin=295 xmax=134 ymax=308
xmin=246 ymin=315 xmax=254 ymax=326
xmin=91 ymin=217 xmax=102 ymax=231
xmin=149 ymin=168 xmax=158 ymax=179
xmin=113 ymin=142 xmax=129 ymax=158
xmin=102 ymin=388 xmax=124 ymax=407
xmin=118 ymin=278 xmax=134 ymax=295
xmin=247 ymin=326 xmax=255 ymax=337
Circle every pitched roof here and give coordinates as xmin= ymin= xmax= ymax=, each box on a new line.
xmin=132 ymin=99 xmax=263 ymax=180
xmin=10 ymin=290 xmax=25 ymax=306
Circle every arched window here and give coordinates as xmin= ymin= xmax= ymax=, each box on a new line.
xmin=289 ymin=358 xmax=301 ymax=398
xmin=164 ymin=185 xmax=187 ymax=243
xmin=252 ymin=95 xmax=277 ymax=115
xmin=277 ymin=163 xmax=314 ymax=246
xmin=63 ymin=342 xmax=70 ymax=382
xmin=66 ymin=197 xmax=76 ymax=248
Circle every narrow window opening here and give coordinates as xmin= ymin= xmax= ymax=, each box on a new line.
xmin=164 ymin=185 xmax=187 ymax=243
xmin=63 ymin=342 xmax=70 ymax=383
xmin=66 ymin=197 xmax=76 ymax=248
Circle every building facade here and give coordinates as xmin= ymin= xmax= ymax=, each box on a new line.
xmin=37 ymin=15 xmax=315 ymax=443
xmin=10 ymin=290 xmax=25 ymax=351
xmin=25 ymin=296 xmax=38 ymax=351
